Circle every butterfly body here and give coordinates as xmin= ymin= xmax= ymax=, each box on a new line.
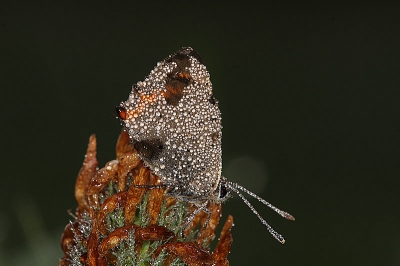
xmin=117 ymin=48 xmax=223 ymax=203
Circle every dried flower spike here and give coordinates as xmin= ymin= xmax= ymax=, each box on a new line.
xmin=60 ymin=132 xmax=233 ymax=266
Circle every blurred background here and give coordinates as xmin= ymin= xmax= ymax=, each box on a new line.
xmin=1 ymin=1 xmax=400 ymax=265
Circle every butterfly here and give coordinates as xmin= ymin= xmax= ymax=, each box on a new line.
xmin=116 ymin=47 xmax=294 ymax=243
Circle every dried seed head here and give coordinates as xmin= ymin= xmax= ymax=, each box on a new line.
xmin=60 ymin=132 xmax=233 ymax=265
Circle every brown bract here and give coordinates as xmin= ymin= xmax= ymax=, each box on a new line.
xmin=60 ymin=131 xmax=233 ymax=266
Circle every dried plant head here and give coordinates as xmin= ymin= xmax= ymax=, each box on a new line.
xmin=60 ymin=131 xmax=233 ymax=266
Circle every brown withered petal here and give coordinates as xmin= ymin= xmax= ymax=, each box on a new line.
xmin=116 ymin=152 xmax=141 ymax=192
xmin=212 ymin=215 xmax=234 ymax=266
xmin=146 ymin=173 xmax=165 ymax=225
xmin=75 ymin=134 xmax=98 ymax=212
xmin=124 ymin=165 xmax=149 ymax=224
xmin=98 ymin=224 xmax=176 ymax=257
xmin=196 ymin=203 xmax=222 ymax=247
xmin=86 ymin=219 xmax=101 ymax=266
xmin=60 ymin=222 xmax=78 ymax=253
xmin=86 ymin=160 xmax=118 ymax=196
xmin=115 ymin=130 xmax=135 ymax=161
xmin=154 ymin=242 xmax=214 ymax=266
xmin=97 ymin=191 xmax=127 ymax=235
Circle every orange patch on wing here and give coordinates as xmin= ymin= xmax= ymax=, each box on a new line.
xmin=164 ymin=81 xmax=184 ymax=105
xmin=125 ymin=92 xmax=160 ymax=119
xmin=122 ymin=70 xmax=192 ymax=120
xmin=163 ymin=71 xmax=191 ymax=106
xmin=176 ymin=71 xmax=191 ymax=80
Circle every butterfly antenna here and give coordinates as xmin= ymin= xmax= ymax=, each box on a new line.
xmin=227 ymin=182 xmax=295 ymax=244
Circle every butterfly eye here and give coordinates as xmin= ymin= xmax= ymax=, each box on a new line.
xmin=116 ymin=106 xmax=127 ymax=120
xmin=218 ymin=181 xmax=230 ymax=200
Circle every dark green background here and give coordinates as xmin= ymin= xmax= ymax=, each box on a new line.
xmin=1 ymin=2 xmax=399 ymax=265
